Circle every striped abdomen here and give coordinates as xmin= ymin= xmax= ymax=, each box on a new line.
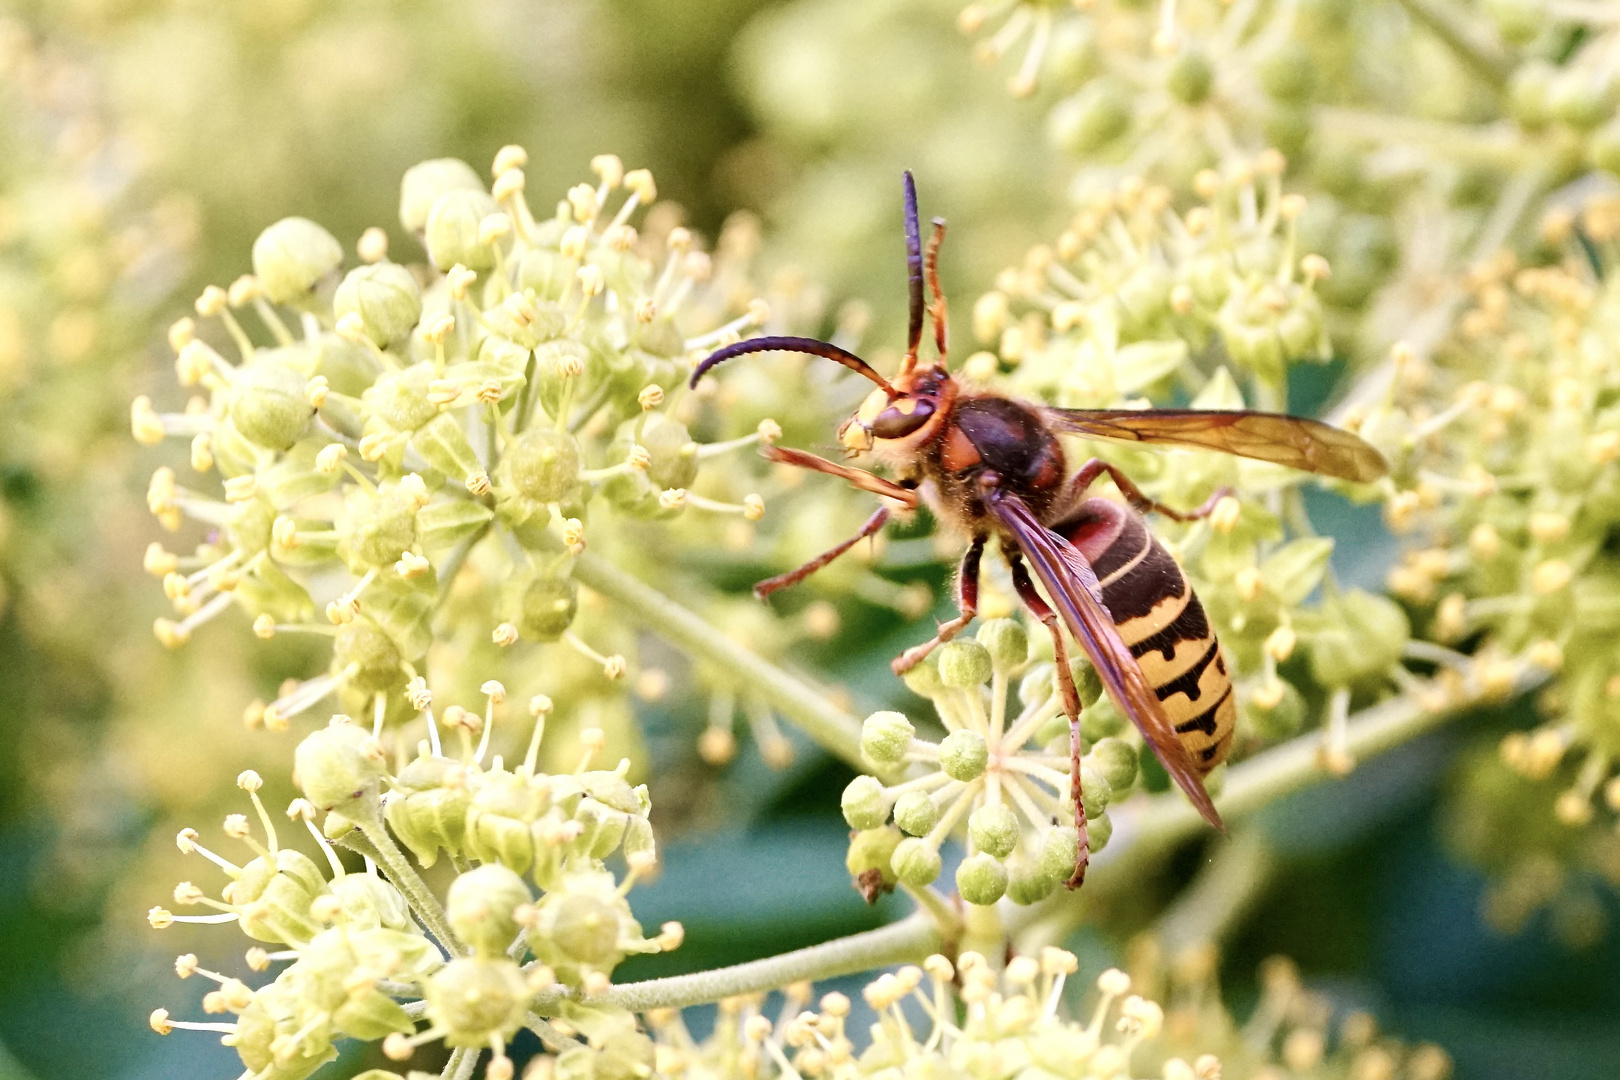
xmin=1057 ymin=498 xmax=1235 ymax=772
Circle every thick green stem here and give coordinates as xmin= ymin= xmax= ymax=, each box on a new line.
xmin=342 ymin=816 xmax=466 ymax=957
xmin=1150 ymin=830 xmax=1275 ymax=958
xmin=441 ymin=1045 xmax=477 ymax=1080
xmin=571 ymin=550 xmax=865 ymax=767
xmin=549 ymin=911 xmax=942 ymax=1013
xmin=525 ymin=1013 xmax=581 ymax=1052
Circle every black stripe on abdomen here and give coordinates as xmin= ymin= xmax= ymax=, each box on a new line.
xmin=1154 ymin=639 xmax=1219 ymax=702
xmin=1128 ymin=594 xmax=1211 ymax=661
xmin=1099 ymin=538 xmax=1186 ymax=622
xmin=1174 ymin=686 xmax=1231 ymax=737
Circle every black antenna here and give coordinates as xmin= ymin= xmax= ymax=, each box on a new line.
xmin=690 ymin=336 xmax=896 ymax=395
xmin=903 ymin=170 xmax=923 ymax=362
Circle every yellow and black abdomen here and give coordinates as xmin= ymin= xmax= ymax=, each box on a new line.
xmin=1058 ymin=499 xmax=1235 ymax=772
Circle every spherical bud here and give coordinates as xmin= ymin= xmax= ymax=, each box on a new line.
xmin=399 ymin=158 xmax=485 ymax=235
xmin=1087 ymin=737 xmax=1139 ymax=793
xmin=890 ymin=838 xmax=942 ymax=887
xmin=1088 ymin=812 xmax=1113 ymax=853
xmin=294 ymin=721 xmax=386 ymax=811
xmin=501 ymin=570 xmax=578 ymax=644
xmin=860 ymin=711 xmax=914 ymax=767
xmin=425 ymin=189 xmax=503 ymax=272
xmin=1035 ymin=825 xmax=1080 ymax=883
xmin=1005 ymin=853 xmax=1059 ymax=906
xmin=939 ymin=730 xmax=989 ymax=781
xmin=252 ymin=217 xmax=343 ymax=306
xmin=498 ymin=427 xmax=583 ymax=505
xmin=1079 ymin=764 xmax=1112 ymax=819
xmin=840 ymin=775 xmax=892 ymax=830
xmin=523 ymin=873 xmax=642 ymax=983
xmin=902 ymin=656 xmax=945 ymax=699
xmin=448 ymin=864 xmax=532 ymax=958
xmin=956 ymin=853 xmax=1009 ymax=906
xmin=424 ymin=956 xmax=530 ymax=1049
xmin=893 ymin=790 xmax=940 ymax=837
xmin=845 ymin=827 xmax=902 ymax=897
xmin=230 ymin=360 xmax=313 ymax=451
xmin=334 ymin=263 xmax=422 ymax=346
xmin=1166 ymin=48 xmax=1214 ymax=105
xmin=1049 ymin=79 xmax=1132 ymax=156
xmin=968 ymin=803 xmax=1019 ymax=859
xmin=937 ymin=639 xmax=994 ymax=688
xmin=976 ymin=619 xmax=1029 ymax=671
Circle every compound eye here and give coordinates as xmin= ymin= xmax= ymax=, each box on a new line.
xmin=870 ymin=398 xmax=935 ymax=440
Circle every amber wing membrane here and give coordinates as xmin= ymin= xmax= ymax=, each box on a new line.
xmin=987 ymin=489 xmax=1225 ymax=831
xmin=1044 ymin=408 xmax=1387 ymax=484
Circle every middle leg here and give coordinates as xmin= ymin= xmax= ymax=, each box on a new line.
xmin=1008 ymin=552 xmax=1090 ymax=889
xmin=891 ymin=535 xmax=984 ymax=675
xmin=755 ymin=506 xmax=890 ymax=600
xmin=1069 ymin=457 xmax=1231 ymax=522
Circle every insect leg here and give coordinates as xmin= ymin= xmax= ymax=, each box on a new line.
xmin=1069 ymin=457 xmax=1232 ymax=522
xmin=924 ymin=217 xmax=949 ymax=361
xmin=1007 ymin=552 xmax=1089 ymax=889
xmin=763 ymin=445 xmax=920 ymax=508
xmin=754 ymin=506 xmax=891 ymax=600
xmin=891 ymin=535 xmax=985 ymax=674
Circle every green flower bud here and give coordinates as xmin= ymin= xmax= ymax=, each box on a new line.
xmin=329 ymin=873 xmax=413 ymax=932
xmin=634 ymin=413 xmax=700 ymax=491
xmin=938 ymin=639 xmax=993 ymax=687
xmin=861 ymin=711 xmax=914 ymax=767
xmin=231 ymin=849 xmax=327 ymax=944
xmin=1550 ymin=69 xmax=1614 ymax=131
xmin=1080 ymin=692 xmax=1126 ymax=741
xmin=425 ymin=189 xmax=502 ymax=272
xmin=464 ymin=769 xmax=552 ymax=876
xmin=501 ymin=567 xmax=579 ymax=643
xmin=499 ymin=427 xmax=583 ymax=504
xmin=1080 ymin=764 xmax=1112 ymax=819
xmin=400 ymin=158 xmax=485 ymax=235
xmin=1035 ymin=825 xmax=1080 ymax=883
xmin=968 ymin=803 xmax=1019 ymax=859
xmin=841 ymin=775 xmax=893 ymax=830
xmin=893 ymin=790 xmax=940 ymax=837
xmin=524 ymin=871 xmax=643 ymax=984
xmin=573 ymin=797 xmax=630 ymax=861
xmin=623 ymin=816 xmax=657 ymax=867
xmin=1246 ymin=679 xmax=1306 ymax=740
xmin=1049 ymin=79 xmax=1131 ymax=155
xmin=1087 ymin=737 xmax=1139 ymax=793
xmin=1019 ymin=663 xmax=1055 ymax=708
xmin=956 ymin=852 xmax=1009 ymax=906
xmin=1073 ymin=658 xmax=1104 ymax=707
xmin=1508 ymin=61 xmax=1556 ymax=129
xmin=1045 ymin=18 xmax=1099 ymax=87
xmin=902 ymin=655 xmax=945 ymax=699
xmin=424 ymin=956 xmax=530 ymax=1048
xmin=1005 ymin=850 xmax=1059 ymax=906
xmin=253 ymin=217 xmax=343 ymax=305
xmin=230 ymin=360 xmax=313 ymax=451
xmin=939 ymin=730 xmax=989 ymax=781
xmin=294 ymin=721 xmax=386 ymax=811
xmin=578 ymin=769 xmax=644 ymax=814
xmin=1166 ymin=47 xmax=1214 ymax=105
xmin=234 ymin=981 xmax=336 ymax=1078
xmin=334 ymin=262 xmax=422 ymax=346
xmin=1088 ymin=812 xmax=1113 ymax=853
xmin=846 ymin=826 xmax=902 ymax=899
xmin=1258 ymin=40 xmax=1316 ymax=102
xmin=342 ymin=481 xmax=419 ymax=570
xmin=891 ymin=837 xmax=943 ymax=887
xmin=448 ymin=864 xmax=531 ymax=958
xmin=1309 ymin=588 xmax=1411 ymax=687
xmin=976 ymin=618 xmax=1029 ymax=671
xmin=1277 ymin=299 xmax=1324 ymax=358
xmin=363 ymin=362 xmax=439 ymax=433
xmin=333 ymin=622 xmax=406 ymax=699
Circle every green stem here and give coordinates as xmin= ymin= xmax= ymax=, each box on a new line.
xmin=525 ymin=1013 xmax=582 ymax=1052
xmin=571 ymin=550 xmax=865 ymax=768
xmin=549 ymin=911 xmax=942 ymax=1013
xmin=1388 ymin=0 xmax=1512 ymax=89
xmin=441 ymin=1045 xmax=477 ymax=1080
xmin=1150 ymin=830 xmax=1275 ymax=958
xmin=342 ymin=817 xmax=466 ymax=957
xmin=1311 ymin=107 xmax=1527 ymax=169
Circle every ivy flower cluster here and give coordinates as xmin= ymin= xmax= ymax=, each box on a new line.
xmin=632 ymin=946 xmax=1451 ymax=1080
xmin=970 ymin=165 xmax=1409 ymax=776
xmin=841 ymin=621 xmax=1136 ymax=906
xmin=134 ymin=150 xmax=783 ymax=733
xmin=147 ymin=680 xmax=681 ymax=1080
xmin=1383 ymin=195 xmax=1620 ymax=942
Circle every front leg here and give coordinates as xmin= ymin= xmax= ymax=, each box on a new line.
xmin=1069 ymin=457 xmax=1231 ymax=522
xmin=1008 ymin=553 xmax=1089 ymax=889
xmin=754 ymin=506 xmax=890 ymax=599
xmin=892 ymin=535 xmax=984 ymax=674
xmin=764 ymin=445 xmax=920 ymax=509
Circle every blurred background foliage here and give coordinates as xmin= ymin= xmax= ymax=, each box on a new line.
xmin=3 ymin=1 xmax=1620 ymax=1079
